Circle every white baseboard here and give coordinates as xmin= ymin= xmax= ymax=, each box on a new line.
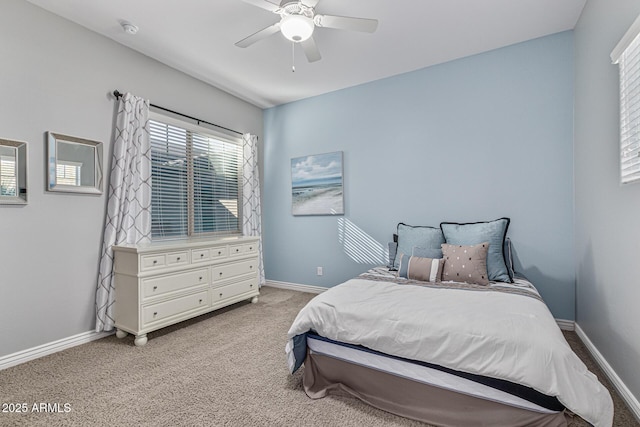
xmin=0 ymin=330 xmax=113 ymax=371
xmin=575 ymin=324 xmax=640 ymax=422
xmin=264 ymin=280 xmax=327 ymax=294
xmin=555 ymin=319 xmax=575 ymax=331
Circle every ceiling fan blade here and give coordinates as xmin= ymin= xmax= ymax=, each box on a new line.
xmin=235 ymin=22 xmax=281 ymax=48
xmin=240 ymin=0 xmax=281 ymax=13
xmin=315 ymin=14 xmax=378 ymax=33
xmin=300 ymin=0 xmax=321 ymax=7
xmin=300 ymin=36 xmax=321 ymax=62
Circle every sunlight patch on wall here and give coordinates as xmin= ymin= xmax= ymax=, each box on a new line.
xmin=338 ymin=218 xmax=387 ymax=265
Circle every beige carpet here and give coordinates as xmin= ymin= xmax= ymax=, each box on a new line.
xmin=0 ymin=286 xmax=637 ymax=427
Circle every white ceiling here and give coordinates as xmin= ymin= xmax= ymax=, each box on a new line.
xmin=25 ymin=0 xmax=586 ymax=108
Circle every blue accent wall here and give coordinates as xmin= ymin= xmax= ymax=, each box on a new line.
xmin=263 ymin=31 xmax=575 ymax=319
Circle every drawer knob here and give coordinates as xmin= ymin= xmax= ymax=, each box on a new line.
xmin=177 ymin=257 xmax=181 ymax=261
xmin=153 ymin=312 xmax=158 ymax=317
xmin=200 ymin=254 xmax=204 ymax=258
xmin=153 ymin=260 xmax=157 ymax=264
xmin=199 ymin=276 xmax=203 ymax=281
xmin=218 ymin=251 xmax=222 ymax=255
xmin=236 ymin=248 xmax=240 ymax=252
xmin=199 ymin=299 xmax=203 ymax=304
xmin=250 ymin=284 xmax=253 ymax=288
xmin=250 ymin=265 xmax=253 ymax=269
xmin=219 ymin=272 xmax=223 ymax=276
xmin=219 ymin=293 xmax=223 ymax=297
xmin=153 ymin=286 xmax=158 ymax=291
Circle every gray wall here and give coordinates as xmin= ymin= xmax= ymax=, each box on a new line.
xmin=263 ymin=31 xmax=576 ymax=320
xmin=574 ymin=0 xmax=640 ymax=401
xmin=0 ymin=0 xmax=262 ymax=358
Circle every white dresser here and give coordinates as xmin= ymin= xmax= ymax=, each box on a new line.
xmin=112 ymin=236 xmax=260 ymax=346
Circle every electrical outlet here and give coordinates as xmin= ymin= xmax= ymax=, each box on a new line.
xmin=317 ymin=267 xmax=323 ymax=276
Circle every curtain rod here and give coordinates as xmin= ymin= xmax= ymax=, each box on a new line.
xmin=112 ymin=90 xmax=244 ymax=136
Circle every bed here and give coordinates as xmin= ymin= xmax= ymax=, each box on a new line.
xmin=285 ymin=220 xmax=614 ymax=427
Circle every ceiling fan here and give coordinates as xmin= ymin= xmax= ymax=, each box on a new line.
xmin=235 ymin=0 xmax=378 ymax=63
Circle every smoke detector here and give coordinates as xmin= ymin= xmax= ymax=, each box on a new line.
xmin=120 ymin=21 xmax=139 ymax=35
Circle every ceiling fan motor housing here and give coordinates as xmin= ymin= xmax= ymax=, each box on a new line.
xmin=280 ymin=2 xmax=314 ymax=18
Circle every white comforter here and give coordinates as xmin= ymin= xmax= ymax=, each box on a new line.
xmin=286 ymin=276 xmax=613 ymax=427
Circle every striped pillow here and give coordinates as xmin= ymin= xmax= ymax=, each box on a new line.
xmin=397 ymin=253 xmax=444 ymax=282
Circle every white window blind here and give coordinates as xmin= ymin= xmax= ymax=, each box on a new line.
xmin=149 ymin=118 xmax=242 ymax=239
xmin=56 ymin=161 xmax=82 ymax=186
xmin=613 ymin=14 xmax=640 ymax=184
xmin=0 ymin=155 xmax=17 ymax=196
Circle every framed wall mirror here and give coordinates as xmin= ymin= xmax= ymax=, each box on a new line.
xmin=47 ymin=132 xmax=103 ymax=195
xmin=0 ymin=138 xmax=28 ymax=205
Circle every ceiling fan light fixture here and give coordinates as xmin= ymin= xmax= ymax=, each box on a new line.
xmin=280 ymin=14 xmax=314 ymax=42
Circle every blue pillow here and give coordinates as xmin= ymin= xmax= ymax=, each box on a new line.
xmin=412 ymin=246 xmax=443 ymax=259
xmin=440 ymin=218 xmax=512 ymax=283
xmin=394 ymin=223 xmax=445 ymax=269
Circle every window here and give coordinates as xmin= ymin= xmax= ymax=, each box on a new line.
xmin=56 ymin=161 xmax=82 ymax=186
xmin=0 ymin=155 xmax=16 ymax=196
xmin=149 ymin=115 xmax=242 ymax=239
xmin=612 ymin=14 xmax=640 ymax=184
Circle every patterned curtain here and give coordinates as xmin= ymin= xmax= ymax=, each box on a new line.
xmin=95 ymin=93 xmax=151 ymax=332
xmin=242 ymin=133 xmax=265 ymax=286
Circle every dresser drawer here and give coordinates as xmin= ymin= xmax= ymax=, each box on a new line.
xmin=229 ymin=242 xmax=258 ymax=257
xmin=212 ymin=279 xmax=257 ymax=303
xmin=141 ymin=254 xmax=166 ymax=270
xmin=210 ymin=246 xmax=229 ymax=260
xmin=211 ymin=259 xmax=257 ymax=282
xmin=142 ymin=268 xmax=208 ymax=299
xmin=166 ymin=251 xmax=189 ymax=267
xmin=191 ymin=248 xmax=210 ymax=263
xmin=142 ymin=290 xmax=209 ymax=326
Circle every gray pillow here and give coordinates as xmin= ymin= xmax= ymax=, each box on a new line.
xmin=503 ymin=237 xmax=515 ymax=280
xmin=395 ymin=223 xmax=445 ymax=269
xmin=440 ymin=218 xmax=511 ymax=283
xmin=387 ymin=241 xmax=398 ymax=270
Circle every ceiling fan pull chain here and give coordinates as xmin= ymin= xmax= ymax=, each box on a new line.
xmin=292 ymin=41 xmax=296 ymax=72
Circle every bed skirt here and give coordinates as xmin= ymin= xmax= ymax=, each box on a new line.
xmin=303 ymin=352 xmax=569 ymax=427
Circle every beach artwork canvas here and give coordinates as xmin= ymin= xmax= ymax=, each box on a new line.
xmin=291 ymin=151 xmax=344 ymax=216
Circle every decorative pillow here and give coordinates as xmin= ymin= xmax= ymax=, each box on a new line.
xmin=440 ymin=218 xmax=511 ymax=283
xmin=387 ymin=241 xmax=398 ymax=270
xmin=395 ymin=223 xmax=445 ymax=269
xmin=398 ymin=253 xmax=444 ymax=282
xmin=441 ymin=243 xmax=490 ymax=286
xmin=503 ymin=237 xmax=515 ymax=280
xmin=412 ymin=246 xmax=443 ymax=259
